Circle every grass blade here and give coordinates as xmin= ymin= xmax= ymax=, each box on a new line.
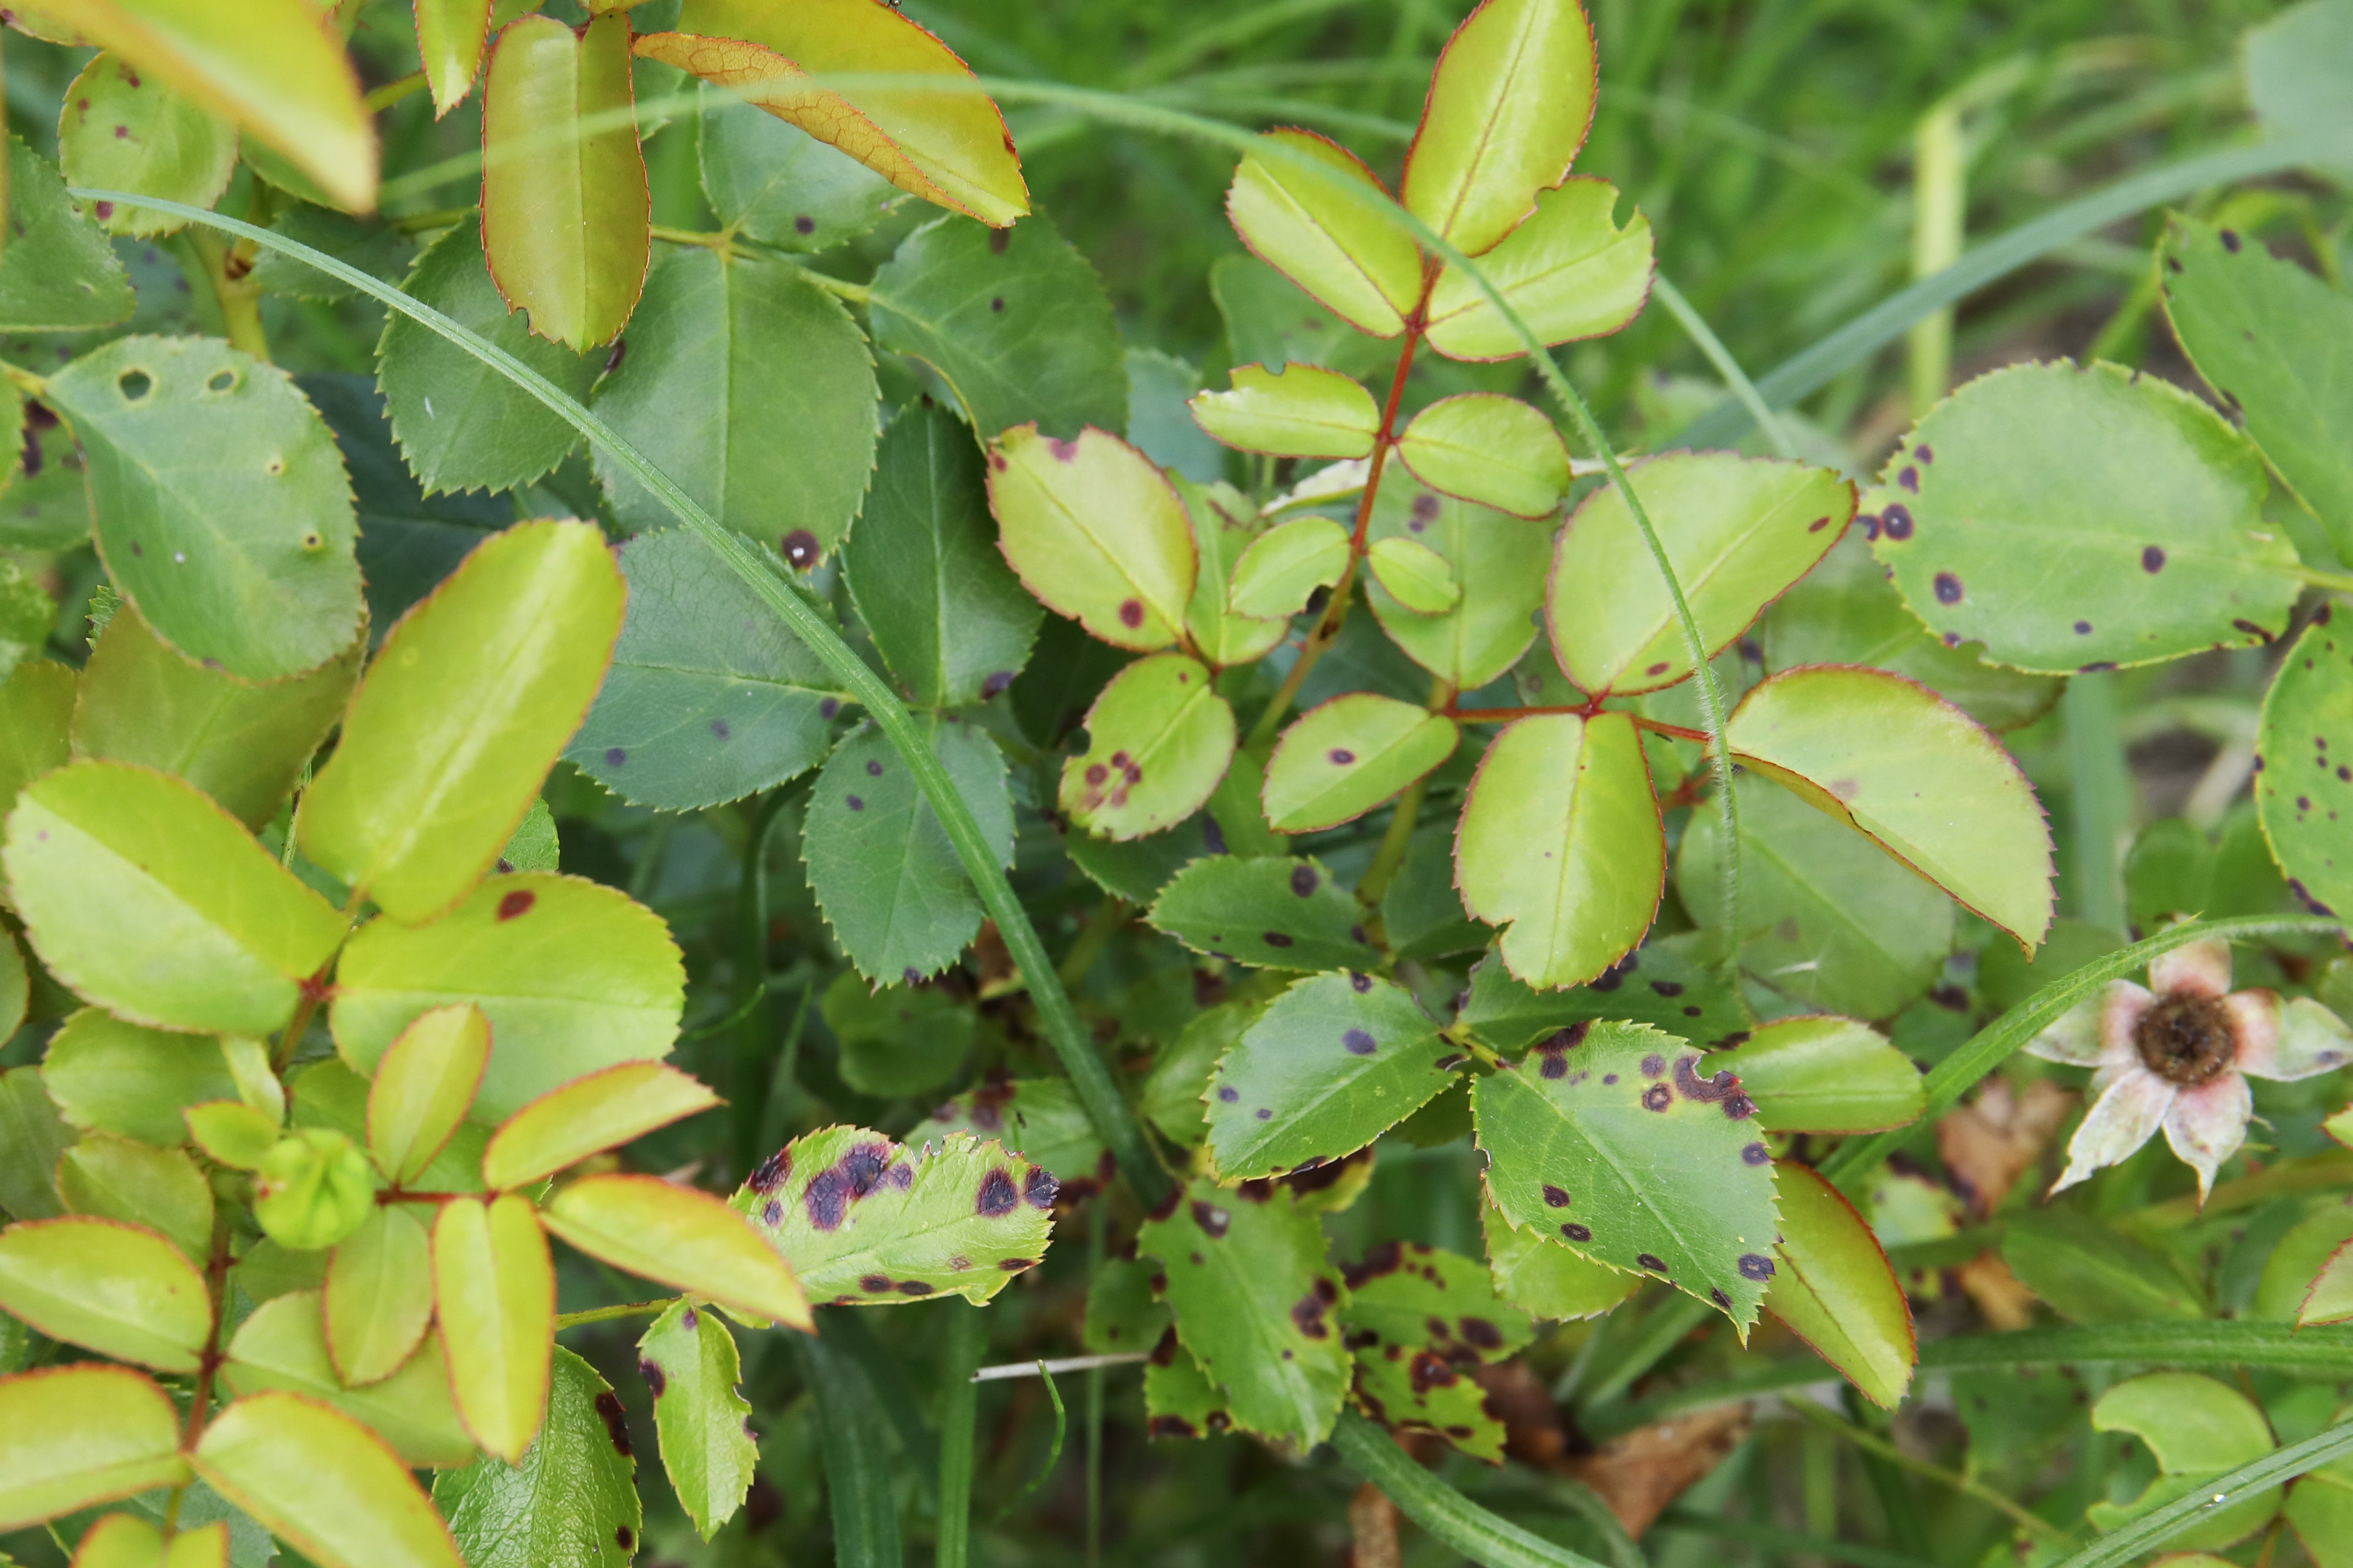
xmin=1331 ymin=1408 xmax=1611 ymax=1568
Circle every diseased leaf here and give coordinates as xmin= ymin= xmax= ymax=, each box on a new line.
xmin=986 ymin=424 xmax=1195 ymax=652
xmin=365 ymin=1004 xmax=488 ymax=1188
xmin=1059 ymin=653 xmax=1235 ymax=841
xmin=591 ymin=249 xmax=875 ymax=549
xmin=1765 ymin=1162 xmax=1915 ymax=1407
xmin=1084 ymin=1255 xmax=1170 ymax=1355
xmin=1869 ymin=361 xmax=2295 ymax=673
xmin=56 ymin=1132 xmax=213 ymax=1265
xmin=0 ymin=138 xmax=134 ymax=331
xmin=219 ymin=1293 xmax=475 ymax=1468
xmin=0 ymin=1364 xmax=188 ymax=1530
xmin=696 ymin=80 xmax=903 ymax=252
xmin=844 ymin=401 xmax=1042 ymax=709
xmin=331 ymin=873 xmax=686 ymax=1126
xmin=924 ymin=1077 xmax=1106 ymax=1185
xmin=872 ymin=215 xmax=1125 ymax=440
xmin=434 ymin=1347 xmax=639 ymax=1568
xmin=1136 ymin=1179 xmax=1350 ymax=1451
xmin=735 ymin=1125 xmax=1051 ymax=1306
xmin=416 ymin=0 xmax=494 ymax=115
xmin=42 ymin=1009 xmax=258 ymax=1147
xmin=44 ymin=336 xmax=363 ymax=682
xmin=0 ymin=1216 xmax=209 ymax=1371
xmin=2256 ymin=618 xmax=2353 ymax=920
xmin=1422 ymin=179 xmax=1651 ymax=361
xmin=1341 ymin=1241 xmax=1532 ymax=1461
xmin=799 ymin=718 xmax=1013 ymax=984
xmin=1205 ymin=972 xmax=1456 ymax=1179
xmin=298 ymin=520 xmax=625 ymax=924
xmin=1473 ymin=1020 xmax=1782 ymax=1329
xmin=638 ymin=1299 xmax=757 ymax=1540
xmin=545 ymin=1172 xmax=812 ymax=1328
xmin=1262 ymin=694 xmax=1457 ymax=833
xmin=1715 ymin=1015 xmax=1925 ymax=1134
xmin=480 ymin=13 xmax=648 ymax=350
xmin=1727 ymin=663 xmax=2054 ymax=949
xmin=5 ymin=762 xmax=344 ymax=1036
xmin=1142 ymin=1334 xmax=1229 ymax=1439
xmin=325 ymin=1203 xmax=434 ymax=1387
xmin=1143 ymin=1004 xmax=1253 ymax=1146
xmin=1382 ymin=822 xmax=1488 ymax=962
xmin=1189 ymin=362 xmax=1378 ymax=459
xmin=1456 ymin=936 xmax=1749 ymax=1054
xmin=1478 ymin=1197 xmax=1637 ymax=1320
xmin=1224 ymin=128 xmax=1420 ymax=339
xmin=1229 ymin=516 xmax=1351 ymax=620
xmin=1366 ymin=479 xmax=1551 ymax=690
xmin=1148 ymin=855 xmax=1379 ymax=972
xmin=481 ymin=1062 xmax=719 ymax=1192
xmin=58 ymin=52 xmax=236 ymax=237
xmin=1394 ymin=394 xmax=1570 ymax=519
xmin=1456 ymin=712 xmax=1662 ymax=990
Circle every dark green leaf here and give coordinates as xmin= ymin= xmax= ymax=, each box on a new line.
xmin=1457 ymin=935 xmax=1750 ymax=1055
xmin=434 ymin=1346 xmax=641 ymax=1568
xmin=2255 ymin=618 xmax=2353 ymax=920
xmin=697 ymin=82 xmax=904 ymax=252
xmin=1382 ymin=824 xmax=1488 ymax=961
xmin=2001 ymin=1208 xmax=2206 ymax=1323
xmin=822 ymin=970 xmax=971 ymax=1098
xmin=925 ymin=1077 xmax=1107 ymax=1185
xmin=1147 ymin=855 xmax=1379 ymax=972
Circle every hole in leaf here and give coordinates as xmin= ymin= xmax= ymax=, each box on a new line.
xmin=117 ymin=369 xmax=152 ymax=402
xmin=206 ymin=369 xmax=235 ymax=392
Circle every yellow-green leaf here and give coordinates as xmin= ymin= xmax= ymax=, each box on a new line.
xmin=985 ymin=424 xmax=1197 ymax=651
xmin=1401 ymin=0 xmax=1595 ymax=259
xmin=220 ymin=1293 xmax=476 ymax=1468
xmin=67 ymin=1512 xmax=228 ymax=1567
xmin=479 ymin=12 xmax=648 ymax=349
xmin=1393 ymin=393 xmax=1569 ymax=519
xmin=1058 ymin=653 xmax=1236 ymax=841
xmin=1225 ymin=128 xmax=1420 ymax=339
xmin=57 ymin=1132 xmax=214 ymax=1265
xmin=1422 ymin=179 xmax=1652 ymax=361
xmin=1478 ymin=1197 xmax=1635 ymax=1320
xmin=0 ymin=1215 xmax=210 ymax=1371
xmin=415 ymin=0 xmax=494 ymax=116
xmin=1715 ymin=1015 xmax=1925 ymax=1134
xmin=637 ymin=1299 xmax=757 ymax=1540
xmin=1228 ymin=516 xmax=1350 ymax=620
xmin=296 ymin=520 xmax=626 ymax=924
xmin=325 ymin=1203 xmax=434 ymax=1386
xmin=0 ymin=1364 xmax=188 ymax=1530
xmin=1262 ymin=694 xmax=1458 ymax=833
xmin=192 ymin=1393 xmax=466 ymax=1568
xmin=185 ymin=1100 xmax=277 ymax=1170
xmin=1365 ymin=479 xmax=1551 ymax=690
xmin=0 ymin=658 xmax=74 ymax=827
xmin=480 ymin=1062 xmax=719 ymax=1192
xmin=1364 ymin=536 xmax=1459 ymax=615
xmin=41 ymin=1008 xmax=255 ymax=1147
xmin=1765 ymin=1161 xmax=1915 ymax=1407
xmin=59 ymin=0 xmax=376 ymax=213
xmin=364 ymin=1004 xmax=489 ymax=1188
xmin=541 ymin=1172 xmax=812 ymax=1330
xmin=1188 ymin=362 xmax=1378 ymax=459
xmin=57 ymin=51 xmax=236 ymax=237
xmin=432 ymin=1193 xmax=554 ymax=1464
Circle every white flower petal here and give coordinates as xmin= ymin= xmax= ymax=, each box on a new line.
xmin=2024 ymin=996 xmax=2106 ymax=1066
xmin=2240 ymin=996 xmax=2353 ymax=1082
xmin=2151 ymin=937 xmax=2232 ymax=1000
xmin=2051 ymin=1067 xmax=2174 ymax=1195
xmin=2162 ymin=1071 xmax=2252 ymax=1203
xmin=2097 ymin=981 xmax=2155 ymax=1066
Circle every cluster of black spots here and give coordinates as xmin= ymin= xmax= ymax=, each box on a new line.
xmin=748 ymin=1150 xmax=790 ymax=1194
xmin=976 ymin=1167 xmax=1021 ymax=1217
xmin=1343 ymin=1027 xmax=1377 ymax=1056
xmin=1674 ymin=1055 xmax=1744 ymax=1110
xmin=804 ymin=1140 xmax=898 ymax=1230
xmin=2233 ymin=619 xmax=2274 ymax=643
xmin=1590 ymin=952 xmax=1637 ymax=991
xmin=594 ymin=1391 xmax=632 ymax=1456
xmin=1737 ymin=1253 xmax=1776 ymax=1281
xmin=1290 ymin=1277 xmax=1339 ymax=1339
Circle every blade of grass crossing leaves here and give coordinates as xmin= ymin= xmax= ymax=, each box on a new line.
xmin=1331 ymin=1409 xmax=1609 ymax=1568
xmin=2044 ymin=1417 xmax=2353 ymax=1568
xmin=796 ymin=1326 xmax=902 ymax=1568
xmin=935 ymin=1303 xmax=986 ymax=1568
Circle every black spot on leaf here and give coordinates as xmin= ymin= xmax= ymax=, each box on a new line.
xmin=977 ymin=1168 xmax=1019 ymax=1216
xmin=1738 ymin=1253 xmax=1775 ymax=1280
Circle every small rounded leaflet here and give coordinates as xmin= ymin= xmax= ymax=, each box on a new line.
xmin=1712 ymin=1015 xmax=1926 ymax=1134
xmin=432 ymin=1192 xmax=556 ymax=1464
xmin=366 ymin=1004 xmax=490 ymax=1189
xmin=479 ymin=12 xmax=649 ymax=351
xmin=481 ymin=1061 xmax=722 ymax=1192
xmin=542 ymin=1172 xmax=813 ymax=1330
xmin=985 ymin=424 xmax=1197 ymax=652
xmin=1364 ymin=536 xmax=1460 ymax=615
xmin=1177 ymin=476 xmax=1291 ymax=670
xmin=1726 ymin=664 xmax=2055 ymax=950
xmin=58 ymin=52 xmax=237 ymax=237
xmin=1455 ymin=713 xmax=1662 ymax=991
xmin=221 ymin=1294 xmax=476 ymax=1469
xmin=1393 ymin=393 xmax=1571 ymax=519
xmin=1477 ymin=1197 xmax=1636 ymax=1321
xmin=0 ymin=1216 xmax=211 ymax=1372
xmin=1401 ymin=0 xmax=1597 ymax=260
xmin=1422 ymin=179 xmax=1654 ymax=361
xmin=415 ymin=0 xmax=494 ymax=115
xmin=1058 ymin=653 xmax=1236 ymax=842
xmin=185 ymin=1101 xmax=279 ymax=1170
xmin=656 ymin=0 xmax=1029 ymax=226
xmin=1548 ymin=451 xmax=1855 ymax=696
xmin=636 ymin=1298 xmax=759 ymax=1540
xmin=1365 ymin=481 xmax=1551 ymax=690
xmin=192 ymin=1393 xmax=466 ymax=1568
xmin=69 ymin=1512 xmax=229 ymax=1567
xmin=2255 ymin=618 xmax=2353 ymax=922
xmin=0 ymin=1363 xmax=189 ymax=1530
xmin=1762 ymin=1162 xmax=1915 ymax=1409
xmin=2087 ymin=1374 xmax=2279 ymax=1547
xmin=297 ymin=518 xmax=627 ymax=925
xmin=1188 ymin=363 xmax=1379 ymax=459
xmin=1224 ymin=128 xmax=1422 ymax=339
xmin=324 ymin=1204 xmax=434 ymax=1387
xmin=1262 ymin=693 xmax=1458 ymax=833
xmin=1227 ymin=517 xmax=1351 ymax=620
xmin=42 ymin=1007 xmax=250 ymax=1146
xmin=1868 ymin=360 xmax=2294 ymax=673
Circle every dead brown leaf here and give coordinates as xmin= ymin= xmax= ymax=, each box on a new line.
xmin=1937 ymin=1077 xmax=2072 ymax=1216
xmin=1957 ymin=1249 xmax=2038 ymax=1331
xmin=1348 ymin=1481 xmax=1401 ymax=1568
xmin=1562 ymin=1402 xmax=1751 ymax=1539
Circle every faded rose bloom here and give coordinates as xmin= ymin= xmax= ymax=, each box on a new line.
xmin=2025 ymin=936 xmax=2353 ymax=1200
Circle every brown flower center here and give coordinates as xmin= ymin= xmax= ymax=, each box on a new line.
xmin=2134 ymin=993 xmax=2237 ymax=1086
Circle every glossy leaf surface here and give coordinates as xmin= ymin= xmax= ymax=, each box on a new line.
xmin=325 ymin=1203 xmax=434 ymax=1387
xmin=986 ymin=424 xmax=1195 ymax=651
xmin=1765 ymin=1162 xmax=1915 ymax=1407
xmin=1147 ymin=855 xmax=1380 ymax=972
xmin=482 ymin=1062 xmax=719 ymax=1192
xmin=195 ymin=1393 xmax=464 ymax=1568
xmin=1366 ymin=479 xmax=1551 ymax=688
xmin=1402 ymin=0 xmax=1596 ymax=258
xmin=1225 ymin=129 xmax=1420 ymax=339
xmin=2256 ymin=619 xmax=2353 ymax=920
xmin=1262 ymin=694 xmax=1457 ymax=832
xmin=219 ymin=1293 xmax=475 ymax=1467
xmin=0 ymin=1365 xmax=187 ymax=1530
xmin=58 ymin=52 xmax=236 ymax=236
xmin=435 ymin=1347 xmax=641 ymax=1568
xmin=1394 ymin=394 xmax=1570 ymax=518
xmin=1059 ymin=653 xmax=1234 ymax=840
xmin=365 ymin=1004 xmax=489 ymax=1189
xmin=1423 ymin=179 xmax=1652 ymax=361
xmin=546 ymin=1172 xmax=812 ymax=1328
xmin=1478 ymin=1198 xmax=1637 ymax=1320
xmin=1718 ymin=1015 xmax=1924 ymax=1133
xmin=1189 ymin=362 xmax=1379 ymax=459
xmin=432 ymin=1193 xmax=555 ymax=1463
xmin=639 ymin=1299 xmax=757 ymax=1540
xmin=0 ymin=1216 xmax=209 ymax=1369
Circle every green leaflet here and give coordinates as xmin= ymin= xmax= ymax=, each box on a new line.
xmin=375 ymin=221 xmax=601 ymax=495
xmin=292 ymin=1058 xmax=487 ymax=1197
xmin=1176 ymin=476 xmax=1288 ymax=668
xmin=1147 ymin=855 xmax=1381 ymax=972
xmin=823 ymin=970 xmax=972 ymax=1097
xmin=2161 ymin=215 xmax=2353 ymax=563
xmin=324 ymin=1203 xmax=434 ymax=1386
xmin=1455 ymin=936 xmax=1748 ymax=1054
xmin=1727 ymin=663 xmax=2055 ymax=949
xmin=2088 ymin=1373 xmax=2278 ymax=1549
xmin=1869 ymin=360 xmax=2297 ymax=673
xmin=0 ymin=559 xmax=51 ymax=686
xmin=479 ymin=1062 xmax=719 ymax=1193
xmin=1422 ymin=178 xmax=1654 ymax=362
xmin=57 ymin=53 xmax=236 ymax=238
xmin=1059 ymin=653 xmax=1235 ymax=840
xmin=1262 ymin=693 xmax=1457 ymax=832
xmin=1142 ymin=1003 xmax=1254 ymax=1146
xmin=542 ymin=1174 xmax=812 ymax=1331
xmin=57 ymin=1132 xmax=214 ymax=1265
xmin=801 ymin=717 xmax=1014 ymax=983
xmin=0 ymin=931 xmax=25 ymax=1043
xmin=1478 ymin=1198 xmax=1637 ymax=1321
xmin=2255 ymin=618 xmax=2353 ymax=920
xmin=1224 ymin=128 xmax=1421 ymax=340
xmin=926 ymin=1076 xmax=1107 ymax=1184
xmin=0 ymin=1066 xmax=75 ymax=1220
xmin=871 ymin=213 xmax=1127 ymax=441
xmin=1130 ymin=347 xmax=1228 ymax=482
xmin=639 ymin=1299 xmax=758 ymax=1540
xmin=1382 ymin=823 xmax=1489 ymax=961
xmin=567 ymin=528 xmax=849 ymax=811
xmin=1229 ymin=516 xmax=1351 ymax=620
xmin=1763 ymin=533 xmax=2061 ymax=732
xmin=352 ymin=1005 xmax=480 ymax=1185
xmin=1549 ymin=452 xmax=1852 ymax=696
xmin=1365 ymin=479 xmax=1551 ymax=691
xmin=0 ymin=138 xmax=134 ymax=331
xmin=1084 ymin=1256 xmax=1171 ymax=1355
xmin=1678 ymin=776 xmax=1953 ymax=1020
xmin=1341 ymin=1242 xmax=1534 ymax=1462
xmin=73 ymin=599 xmax=361 ymax=832
xmin=220 ymin=1292 xmax=475 ymax=1469
xmin=2286 ymin=1411 xmax=2353 ymax=1568
xmin=46 ymin=335 xmax=361 ymax=682
xmin=986 ymin=424 xmax=1197 ymax=652
xmin=1204 ymin=971 xmax=1457 ymax=1179
xmin=1366 ymin=536 xmax=1460 ymax=615
xmin=187 ymin=1102 xmax=279 ymax=1171
xmin=196 ymin=1393 xmax=463 ymax=1568
xmin=434 ymin=1347 xmax=641 ymax=1568
xmin=1401 ymin=0 xmax=1597 ymax=259
xmin=2001 ymin=1208 xmax=2207 ymax=1323
xmin=1473 ymin=1019 xmax=1782 ymax=1329
xmin=415 ymin=0 xmax=492 ymax=114
xmin=844 ymin=402 xmax=1042 ymax=709
xmin=41 ymin=1009 xmax=257 ymax=1146
xmin=1188 ymin=362 xmax=1379 ymax=459
xmin=432 ymin=1193 xmax=556 ymax=1464
xmin=1763 ymin=1162 xmax=1915 ymax=1409
xmin=697 ymin=81 xmax=904 ymax=252
xmin=1717 ymin=1015 xmax=1925 ymax=1135
xmin=1456 ymin=712 xmax=1663 ymax=991
xmin=5 ymin=761 xmax=345 ymax=1036
xmin=329 ymin=873 xmax=687 ymax=1125
xmin=0 ymin=1215 xmax=211 ymax=1372
xmin=499 ymin=799 xmax=558 ymax=875
xmin=736 ymin=1124 xmax=1056 ymax=1305
xmin=0 ymin=1364 xmax=189 ymax=1532
xmin=1211 ymin=254 xmax=1391 ymax=379
xmin=0 ymin=659 xmax=74 ymax=821
xmin=1394 ymin=395 xmax=1571 ymax=519
xmin=256 ymin=206 xmax=418 ymax=305
xmin=1136 ymin=1179 xmax=1352 ymax=1450
xmin=592 ymin=249 xmax=876 ymax=551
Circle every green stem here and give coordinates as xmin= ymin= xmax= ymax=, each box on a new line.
xmin=2288 ymin=565 xmax=2353 ymax=593
xmin=554 ymin=1297 xmax=674 ymax=1330
xmin=935 ymin=1303 xmax=988 ymax=1568
xmin=364 ymin=70 xmax=426 ymax=112
xmin=650 ymin=223 xmax=734 ymax=255
xmin=1085 ymin=1217 xmax=1106 ymax=1568
xmin=188 ymin=227 xmax=270 ymax=362
xmin=1331 ymin=1409 xmax=1609 ymax=1568
xmin=1907 ymin=97 xmax=1966 ymax=416
xmin=986 ymin=1362 xmax=1067 ymax=1523
xmin=798 ymin=269 xmax=875 ymax=305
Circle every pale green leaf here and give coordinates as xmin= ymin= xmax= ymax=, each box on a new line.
xmin=219 ymin=1293 xmax=475 ymax=1469
xmin=924 ymin=1077 xmax=1106 ymax=1185
xmin=1059 ymin=653 xmax=1235 ymax=840
xmin=1188 ymin=362 xmax=1378 ymax=459
xmin=432 ymin=1192 xmax=554 ymax=1463
xmin=196 ymin=1393 xmax=465 ymax=1568
xmin=1477 ymin=1197 xmax=1636 ymax=1321
xmin=57 ymin=1132 xmax=212 ymax=1265
xmin=0 ymin=1365 xmax=188 ymax=1531
xmin=0 ymin=138 xmax=132 ymax=331
xmin=415 ymin=0 xmax=492 ymax=114
xmin=41 ymin=1009 xmax=248 ymax=1146
xmin=1225 ymin=129 xmax=1419 ymax=340
xmin=364 ymin=1004 xmax=488 ymax=1187
xmin=1764 ymin=1162 xmax=1915 ymax=1407
xmin=1401 ymin=0 xmax=1596 ymax=258
xmin=2087 ymin=1373 xmax=2279 ymax=1548
xmin=2255 ymin=619 xmax=2353 ymax=920
xmin=324 ymin=1205 xmax=434 ymax=1387
xmin=1262 ymin=694 xmax=1457 ymax=833
xmin=1394 ymin=394 xmax=1570 ymax=519
xmin=482 ymin=1062 xmax=719 ymax=1193
xmin=639 ymin=1300 xmax=757 ymax=1540
xmin=1365 ymin=536 xmax=1459 ymax=615
xmin=1228 ymin=516 xmax=1349 ymax=620
xmin=696 ymin=81 xmax=902 ymax=252
xmin=1147 ymin=855 xmax=1380 ymax=972
xmin=1176 ymin=476 xmax=1288 ymax=669
xmin=1366 ymin=479 xmax=1551 ymax=689
xmin=185 ymin=1102 xmax=277 ymax=1171
xmin=1716 ymin=1015 xmax=1925 ymax=1135
xmin=545 ymin=1172 xmax=812 ymax=1328
xmin=0 ymin=1215 xmax=209 ymax=1370
xmin=1423 ymin=179 xmax=1652 ymax=362
xmin=293 ymin=1060 xmax=486 ymax=1199
xmin=58 ymin=52 xmax=235 ymax=237
xmin=986 ymin=424 xmax=1195 ymax=651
